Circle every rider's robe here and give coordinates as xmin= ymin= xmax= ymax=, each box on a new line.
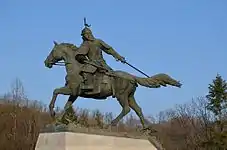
xmin=74 ymin=39 xmax=123 ymax=74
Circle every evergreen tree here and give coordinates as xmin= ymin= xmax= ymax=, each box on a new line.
xmin=205 ymin=74 xmax=227 ymax=149
xmin=206 ymin=74 xmax=227 ymax=119
xmin=62 ymin=105 xmax=77 ymax=125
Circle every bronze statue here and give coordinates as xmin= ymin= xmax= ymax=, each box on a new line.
xmin=75 ymin=18 xmax=126 ymax=91
xmin=44 ymin=19 xmax=182 ymax=130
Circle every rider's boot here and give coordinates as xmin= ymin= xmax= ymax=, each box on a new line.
xmin=81 ymin=72 xmax=93 ymax=90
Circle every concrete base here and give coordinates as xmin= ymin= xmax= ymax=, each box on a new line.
xmin=35 ymin=132 xmax=158 ymax=150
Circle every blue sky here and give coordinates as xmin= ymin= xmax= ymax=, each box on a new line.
xmin=1 ymin=0 xmax=227 ymax=116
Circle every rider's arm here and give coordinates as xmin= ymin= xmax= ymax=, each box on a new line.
xmin=74 ymin=41 xmax=89 ymax=63
xmin=98 ymin=39 xmax=125 ymax=62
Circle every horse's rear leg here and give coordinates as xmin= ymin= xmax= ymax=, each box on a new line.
xmin=64 ymin=95 xmax=78 ymax=110
xmin=111 ymin=95 xmax=131 ymax=126
xmin=49 ymin=86 xmax=72 ymax=119
xmin=128 ymin=94 xmax=146 ymax=128
xmin=128 ymin=94 xmax=157 ymax=132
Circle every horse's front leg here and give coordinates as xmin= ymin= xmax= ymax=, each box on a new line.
xmin=49 ymin=86 xmax=72 ymax=119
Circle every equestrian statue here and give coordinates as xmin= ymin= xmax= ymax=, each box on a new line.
xmin=44 ymin=18 xmax=182 ymax=130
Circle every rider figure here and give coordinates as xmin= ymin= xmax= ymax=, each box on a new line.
xmin=75 ymin=19 xmax=126 ymax=89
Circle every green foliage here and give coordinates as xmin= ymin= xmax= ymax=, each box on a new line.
xmin=204 ymin=74 xmax=227 ymax=149
xmin=201 ymin=128 xmax=227 ymax=149
xmin=61 ymin=105 xmax=77 ymax=124
xmin=206 ymin=74 xmax=227 ymax=117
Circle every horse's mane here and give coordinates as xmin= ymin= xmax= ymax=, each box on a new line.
xmin=60 ymin=42 xmax=78 ymax=50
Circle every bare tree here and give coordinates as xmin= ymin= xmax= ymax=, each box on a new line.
xmin=10 ymin=78 xmax=27 ymax=101
xmin=2 ymin=78 xmax=28 ymax=106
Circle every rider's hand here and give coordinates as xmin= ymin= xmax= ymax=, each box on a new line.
xmin=118 ymin=56 xmax=126 ymax=63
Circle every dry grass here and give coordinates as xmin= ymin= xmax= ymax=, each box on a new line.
xmin=0 ymin=103 xmax=51 ymax=150
xmin=0 ymin=97 xmax=226 ymax=150
xmin=0 ymin=99 xmax=147 ymax=150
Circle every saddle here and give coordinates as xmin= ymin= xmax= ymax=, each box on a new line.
xmin=80 ymin=71 xmax=115 ymax=95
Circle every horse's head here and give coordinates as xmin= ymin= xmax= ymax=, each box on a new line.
xmin=44 ymin=41 xmax=77 ymax=68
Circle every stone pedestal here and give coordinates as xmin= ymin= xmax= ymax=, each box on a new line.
xmin=35 ymin=132 xmax=158 ymax=150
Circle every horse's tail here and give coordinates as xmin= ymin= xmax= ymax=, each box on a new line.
xmin=134 ymin=73 xmax=182 ymax=88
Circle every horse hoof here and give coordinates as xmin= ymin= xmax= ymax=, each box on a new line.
xmin=141 ymin=127 xmax=157 ymax=133
xmin=103 ymin=124 xmax=110 ymax=129
xmin=110 ymin=121 xmax=118 ymax=127
xmin=50 ymin=111 xmax=56 ymax=118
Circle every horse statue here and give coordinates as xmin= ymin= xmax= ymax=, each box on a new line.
xmin=44 ymin=41 xmax=182 ymax=130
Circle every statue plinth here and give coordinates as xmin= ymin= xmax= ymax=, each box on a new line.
xmin=35 ymin=132 xmax=158 ymax=150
